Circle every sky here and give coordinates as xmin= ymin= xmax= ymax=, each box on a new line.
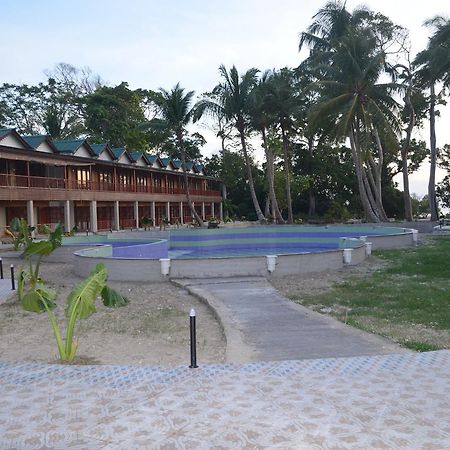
xmin=1 ymin=0 xmax=449 ymax=197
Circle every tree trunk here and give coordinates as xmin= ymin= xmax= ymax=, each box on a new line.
xmin=371 ymin=129 xmax=389 ymax=221
xmin=280 ymin=123 xmax=293 ymax=224
xmin=176 ymin=131 xmax=204 ymax=227
xmin=428 ymin=83 xmax=439 ymax=221
xmin=349 ymin=129 xmax=380 ymax=222
xmin=261 ymin=128 xmax=284 ymax=223
xmin=307 ymin=137 xmax=316 ymax=218
xmin=401 ymin=90 xmax=415 ymax=221
xmin=237 ymin=122 xmax=266 ymax=223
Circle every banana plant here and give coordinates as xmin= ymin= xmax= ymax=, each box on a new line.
xmin=21 ymin=263 xmax=128 ymax=362
xmin=8 ymin=217 xmax=35 ymax=251
xmin=18 ymin=223 xmax=63 ymax=312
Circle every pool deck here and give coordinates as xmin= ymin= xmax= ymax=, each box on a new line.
xmin=0 ymin=351 xmax=449 ymax=449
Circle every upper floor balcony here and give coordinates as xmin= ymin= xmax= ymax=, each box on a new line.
xmin=0 ymin=173 xmax=221 ymax=197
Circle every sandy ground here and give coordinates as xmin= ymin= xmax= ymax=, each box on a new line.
xmin=0 ymin=259 xmax=226 ymax=366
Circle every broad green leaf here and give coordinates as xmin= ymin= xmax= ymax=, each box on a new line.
xmin=10 ymin=217 xmax=20 ymax=232
xmin=65 ymin=263 xmax=108 ymax=319
xmin=24 ymin=241 xmax=54 ymax=258
xmin=49 ymin=224 xmax=63 ymax=250
xmin=21 ymin=285 xmax=56 ymax=312
xmin=101 ymin=286 xmax=129 ymax=308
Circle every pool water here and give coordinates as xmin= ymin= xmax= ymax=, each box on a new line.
xmin=67 ymin=225 xmax=407 ymax=260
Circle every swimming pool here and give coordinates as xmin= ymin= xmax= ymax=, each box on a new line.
xmin=66 ymin=225 xmax=413 ymax=260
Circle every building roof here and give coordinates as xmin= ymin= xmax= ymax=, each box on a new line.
xmin=0 ymin=128 xmax=14 ymax=139
xmin=1 ymin=131 xmax=214 ymax=179
xmin=53 ymin=139 xmax=86 ymax=154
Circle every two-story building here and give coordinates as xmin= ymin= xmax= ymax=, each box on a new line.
xmin=0 ymin=128 xmax=223 ymax=233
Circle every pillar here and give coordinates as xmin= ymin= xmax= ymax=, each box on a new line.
xmin=27 ymin=201 xmax=35 ymax=236
xmin=113 ymin=201 xmax=120 ymax=231
xmin=134 ymin=201 xmax=139 ymax=229
xmin=166 ymin=202 xmax=170 ymax=222
xmin=64 ymin=200 xmax=72 ymax=232
xmin=202 ymin=202 xmax=206 ymax=220
xmin=180 ymin=202 xmax=184 ymax=225
xmin=211 ymin=202 xmax=215 ymax=219
xmin=151 ymin=201 xmax=156 ymax=227
xmin=219 ymin=202 xmax=223 ymax=222
xmin=90 ymin=200 xmax=98 ymax=233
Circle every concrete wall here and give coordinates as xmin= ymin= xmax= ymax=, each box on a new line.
xmin=73 ymin=253 xmax=165 ymax=281
xmin=170 ymin=257 xmax=267 ymax=278
xmin=273 ymin=250 xmax=344 ymax=276
xmin=367 ymin=232 xmax=414 ymax=250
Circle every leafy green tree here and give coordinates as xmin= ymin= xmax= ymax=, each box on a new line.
xmin=84 ymin=82 xmax=148 ymax=148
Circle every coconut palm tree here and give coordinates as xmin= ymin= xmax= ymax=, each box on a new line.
xmin=247 ymin=73 xmax=284 ymax=223
xmin=308 ymin=30 xmax=402 ymax=222
xmin=194 ymin=65 xmax=266 ymax=223
xmin=153 ymin=83 xmax=204 ymax=226
xmin=414 ymin=16 xmax=450 ymax=221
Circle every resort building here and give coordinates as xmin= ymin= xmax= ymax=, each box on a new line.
xmin=0 ymin=129 xmax=223 ymax=233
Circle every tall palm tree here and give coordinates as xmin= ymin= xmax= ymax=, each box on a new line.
xmin=414 ymin=16 xmax=450 ymax=221
xmin=195 ymin=65 xmax=266 ymax=223
xmin=308 ymin=31 xmax=401 ymax=222
xmin=247 ymin=73 xmax=284 ymax=223
xmin=300 ymin=2 xmax=404 ymax=222
xmin=263 ymin=69 xmax=301 ymax=224
xmin=155 ymin=83 xmax=204 ymax=226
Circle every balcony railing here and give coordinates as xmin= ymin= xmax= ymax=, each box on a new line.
xmin=0 ymin=173 xmax=221 ymax=197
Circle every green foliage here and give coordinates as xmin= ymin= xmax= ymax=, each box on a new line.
xmin=84 ymin=82 xmax=148 ymax=148
xmin=19 ymin=262 xmax=128 ymax=362
xmin=9 ymin=217 xmax=34 ymax=251
xmin=291 ymin=237 xmax=450 ymax=350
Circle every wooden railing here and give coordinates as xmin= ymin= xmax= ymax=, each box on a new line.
xmin=0 ymin=173 xmax=221 ymax=197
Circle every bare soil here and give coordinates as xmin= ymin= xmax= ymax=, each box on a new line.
xmin=0 ymin=259 xmax=226 ymax=366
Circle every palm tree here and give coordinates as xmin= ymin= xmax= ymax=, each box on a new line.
xmin=414 ymin=16 xmax=450 ymax=221
xmin=154 ymin=83 xmax=204 ymax=226
xmin=300 ymin=2 xmax=405 ymax=222
xmin=247 ymin=73 xmax=284 ymax=223
xmin=263 ymin=69 xmax=301 ymax=224
xmin=308 ymin=31 xmax=401 ymax=222
xmin=195 ymin=65 xmax=266 ymax=223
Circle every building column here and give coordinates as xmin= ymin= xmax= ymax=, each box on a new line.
xmin=219 ymin=202 xmax=224 ymax=222
xmin=26 ymin=201 xmax=35 ymax=236
xmin=113 ymin=201 xmax=120 ymax=231
xmin=64 ymin=200 xmax=72 ymax=232
xmin=151 ymin=201 xmax=156 ymax=227
xmin=166 ymin=202 xmax=170 ymax=222
xmin=180 ymin=202 xmax=184 ymax=225
xmin=90 ymin=200 xmax=98 ymax=233
xmin=211 ymin=202 xmax=215 ymax=219
xmin=202 ymin=202 xmax=206 ymax=220
xmin=134 ymin=201 xmax=139 ymax=229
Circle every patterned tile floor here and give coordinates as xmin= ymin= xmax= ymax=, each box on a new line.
xmin=1 ymin=350 xmax=449 ymax=449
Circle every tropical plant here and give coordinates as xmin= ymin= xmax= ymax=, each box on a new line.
xmin=8 ymin=217 xmax=35 ymax=251
xmin=194 ymin=65 xmax=267 ymax=223
xmin=20 ymin=263 xmax=128 ymax=362
xmin=147 ymin=83 xmax=204 ymax=226
xmin=414 ymin=16 xmax=450 ymax=221
xmin=300 ymin=2 xmax=405 ymax=222
xmin=18 ymin=223 xmax=63 ymax=312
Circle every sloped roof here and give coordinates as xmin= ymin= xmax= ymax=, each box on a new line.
xmin=111 ymin=147 xmax=126 ymax=159
xmin=171 ymin=159 xmax=182 ymax=169
xmin=0 ymin=128 xmax=14 ymax=139
xmin=53 ymin=139 xmax=86 ymax=154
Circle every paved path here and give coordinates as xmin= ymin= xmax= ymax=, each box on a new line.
xmin=174 ymin=277 xmax=406 ymax=363
xmin=0 ymin=351 xmax=449 ymax=449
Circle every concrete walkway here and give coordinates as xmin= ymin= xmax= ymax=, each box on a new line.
xmin=174 ymin=277 xmax=406 ymax=363
xmin=0 ymin=351 xmax=449 ymax=449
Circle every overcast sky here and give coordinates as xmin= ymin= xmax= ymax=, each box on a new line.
xmin=1 ymin=0 xmax=449 ymax=197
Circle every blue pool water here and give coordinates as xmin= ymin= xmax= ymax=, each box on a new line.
xmin=69 ymin=225 xmax=409 ymax=260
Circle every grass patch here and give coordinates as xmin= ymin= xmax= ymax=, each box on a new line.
xmin=290 ymin=236 xmax=450 ymax=351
